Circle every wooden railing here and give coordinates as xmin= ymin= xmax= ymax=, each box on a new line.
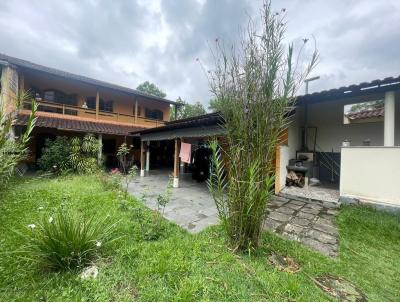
xmin=22 ymin=100 xmax=166 ymax=127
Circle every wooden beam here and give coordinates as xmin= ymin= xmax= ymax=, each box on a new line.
xmin=173 ymin=138 xmax=180 ymax=177
xmin=134 ymin=99 xmax=138 ymax=123
xmin=95 ymin=90 xmax=100 ymax=120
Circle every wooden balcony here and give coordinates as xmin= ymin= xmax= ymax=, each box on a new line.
xmin=22 ymin=100 xmax=166 ymax=128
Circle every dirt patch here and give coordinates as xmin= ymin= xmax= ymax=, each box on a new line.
xmin=268 ymin=253 xmax=301 ymax=273
xmin=313 ymin=275 xmax=367 ymax=302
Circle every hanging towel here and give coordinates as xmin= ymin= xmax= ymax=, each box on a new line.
xmin=179 ymin=142 xmax=192 ymax=164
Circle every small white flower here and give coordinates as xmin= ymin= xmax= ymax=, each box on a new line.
xmin=96 ymin=241 xmax=102 ymax=247
xmin=28 ymin=224 xmax=36 ymax=230
xmin=48 ymin=217 xmax=54 ymax=223
xmin=38 ymin=206 xmax=44 ymax=211
xmin=53 ymin=165 xmax=57 ymax=169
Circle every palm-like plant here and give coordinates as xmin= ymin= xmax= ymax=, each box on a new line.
xmin=0 ymin=90 xmax=37 ymax=189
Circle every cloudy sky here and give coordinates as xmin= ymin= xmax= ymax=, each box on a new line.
xmin=0 ymin=0 xmax=399 ymax=106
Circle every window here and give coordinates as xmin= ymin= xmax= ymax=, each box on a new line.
xmin=43 ymin=90 xmax=77 ymax=106
xmin=343 ymin=100 xmax=384 ymax=124
xmin=145 ymin=108 xmax=163 ymax=120
xmin=85 ymin=96 xmax=114 ymax=112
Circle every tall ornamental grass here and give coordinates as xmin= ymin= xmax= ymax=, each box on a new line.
xmin=207 ymin=1 xmax=318 ymax=251
xmin=21 ymin=209 xmax=118 ymax=271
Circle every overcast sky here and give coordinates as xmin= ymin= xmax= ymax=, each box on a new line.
xmin=0 ymin=0 xmax=399 ymax=106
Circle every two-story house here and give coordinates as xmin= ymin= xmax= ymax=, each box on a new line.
xmin=0 ymin=53 xmax=177 ymax=168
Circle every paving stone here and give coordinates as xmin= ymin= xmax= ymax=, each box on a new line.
xmin=291 ymin=217 xmax=311 ymax=226
xmin=264 ymin=218 xmax=283 ymax=232
xmin=327 ymin=209 xmax=339 ymax=215
xmin=268 ymin=211 xmax=292 ymax=222
xmin=302 ymin=237 xmax=337 ymax=257
xmin=285 ymin=202 xmax=304 ymax=210
xmin=270 ymin=195 xmax=290 ymax=203
xmin=282 ymin=232 xmax=301 ymax=242
xmin=289 ymin=200 xmax=306 ymax=206
xmin=275 ymin=206 xmax=295 ymax=215
xmin=315 ymin=217 xmax=335 ymax=227
xmin=296 ymin=211 xmax=316 ymax=220
xmin=300 ymin=207 xmax=321 ymax=215
xmin=305 ymin=229 xmax=337 ymax=244
xmin=313 ymin=223 xmax=338 ymax=236
xmin=284 ymin=223 xmax=305 ymax=235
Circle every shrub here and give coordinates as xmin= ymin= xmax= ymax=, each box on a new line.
xmin=38 ymin=134 xmax=99 ymax=174
xmin=69 ymin=134 xmax=99 ymax=174
xmin=38 ymin=136 xmax=70 ymax=172
xmin=207 ymin=1 xmax=318 ymax=250
xmin=21 ymin=208 xmax=117 ymax=271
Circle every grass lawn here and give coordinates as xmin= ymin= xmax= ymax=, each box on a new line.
xmin=0 ymin=175 xmax=399 ymax=301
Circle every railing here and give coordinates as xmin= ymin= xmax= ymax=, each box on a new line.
xmin=22 ymin=100 xmax=166 ymax=127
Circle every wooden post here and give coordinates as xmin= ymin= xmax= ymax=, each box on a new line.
xmin=95 ymin=91 xmax=100 ymax=120
xmin=140 ymin=140 xmax=145 ymax=177
xmin=98 ymin=134 xmax=103 ymax=166
xmin=173 ymin=138 xmax=180 ymax=188
xmin=145 ymin=141 xmax=150 ymax=171
xmin=134 ymin=99 xmax=138 ymax=123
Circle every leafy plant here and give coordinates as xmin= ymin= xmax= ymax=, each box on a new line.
xmin=0 ymin=90 xmax=37 ymax=190
xmin=117 ymin=143 xmax=138 ymax=197
xmin=133 ymin=179 xmax=172 ymax=241
xmin=207 ymin=1 xmax=318 ymax=251
xmin=38 ymin=136 xmax=71 ymax=173
xmin=69 ymin=134 xmax=99 ymax=174
xmin=20 ymin=208 xmax=118 ymax=271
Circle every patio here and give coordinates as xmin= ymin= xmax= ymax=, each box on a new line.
xmin=128 ymin=170 xmax=219 ymax=233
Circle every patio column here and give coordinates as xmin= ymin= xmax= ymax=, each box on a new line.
xmin=145 ymin=141 xmax=150 ymax=171
xmin=140 ymin=140 xmax=145 ymax=177
xmin=97 ymin=134 xmax=102 ymax=166
xmin=384 ymin=91 xmax=395 ymax=147
xmin=173 ymin=138 xmax=180 ymax=188
xmin=134 ymin=99 xmax=138 ymax=123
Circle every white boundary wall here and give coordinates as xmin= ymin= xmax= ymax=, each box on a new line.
xmin=340 ymin=147 xmax=400 ymax=206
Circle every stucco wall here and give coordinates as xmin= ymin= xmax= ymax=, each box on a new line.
xmin=340 ymin=147 xmax=400 ymax=206
xmin=306 ymin=93 xmax=400 ymax=152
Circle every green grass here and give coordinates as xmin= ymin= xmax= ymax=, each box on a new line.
xmin=0 ymin=175 xmax=399 ymax=301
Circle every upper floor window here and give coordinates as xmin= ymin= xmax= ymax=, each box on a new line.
xmin=85 ymin=96 xmax=114 ymax=113
xmin=145 ymin=108 xmax=163 ymax=120
xmin=43 ymin=89 xmax=77 ymax=106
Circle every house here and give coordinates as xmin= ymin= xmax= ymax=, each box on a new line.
xmin=0 ymin=53 xmax=178 ymax=167
xmin=133 ymin=75 xmax=400 ymax=209
xmin=275 ymin=75 xmax=400 ymax=208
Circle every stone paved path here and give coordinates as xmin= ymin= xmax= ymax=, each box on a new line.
xmin=264 ymin=194 xmax=340 ymax=257
xmin=128 ymin=170 xmax=218 ymax=233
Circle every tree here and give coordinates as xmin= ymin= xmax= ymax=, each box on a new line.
xmin=136 ymin=81 xmax=166 ymax=98
xmin=170 ymin=97 xmax=207 ymax=120
xmin=207 ymin=0 xmax=318 ymax=251
xmin=208 ymin=98 xmax=223 ymax=112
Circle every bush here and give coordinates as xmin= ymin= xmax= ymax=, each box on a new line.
xmin=38 ymin=134 xmax=99 ymax=174
xmin=21 ymin=208 xmax=117 ymax=271
xmin=38 ymin=136 xmax=70 ymax=172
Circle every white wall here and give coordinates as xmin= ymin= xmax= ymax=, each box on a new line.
xmin=340 ymin=147 xmax=400 ymax=206
xmin=306 ymin=93 xmax=400 ymax=152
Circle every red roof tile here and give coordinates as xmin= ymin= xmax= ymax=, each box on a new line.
xmin=346 ymin=108 xmax=384 ymax=120
xmin=15 ymin=114 xmax=145 ymax=136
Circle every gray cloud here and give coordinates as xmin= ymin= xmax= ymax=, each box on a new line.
xmin=0 ymin=0 xmax=399 ymax=105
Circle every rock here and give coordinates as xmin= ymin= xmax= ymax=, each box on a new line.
xmin=80 ymin=265 xmax=98 ymax=280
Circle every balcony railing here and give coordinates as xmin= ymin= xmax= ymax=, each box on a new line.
xmin=22 ymin=100 xmax=166 ymax=127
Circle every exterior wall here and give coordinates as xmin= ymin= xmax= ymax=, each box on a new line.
xmin=307 ymin=93 xmax=400 ymax=152
xmin=0 ymin=65 xmax=19 ymax=114
xmin=340 ymin=147 xmax=400 ymax=206
xmin=21 ymin=68 xmax=170 ymax=126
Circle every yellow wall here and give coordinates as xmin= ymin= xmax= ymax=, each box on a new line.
xmin=21 ymin=68 xmax=170 ymax=126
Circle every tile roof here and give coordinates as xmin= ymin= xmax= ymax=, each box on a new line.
xmin=0 ymin=53 xmax=177 ymax=105
xmin=346 ymin=108 xmax=384 ymax=120
xmin=15 ymin=113 xmax=144 ymax=136
xmin=297 ymin=76 xmax=400 ymax=104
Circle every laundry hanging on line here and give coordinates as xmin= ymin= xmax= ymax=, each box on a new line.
xmin=179 ymin=142 xmax=192 ymax=163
